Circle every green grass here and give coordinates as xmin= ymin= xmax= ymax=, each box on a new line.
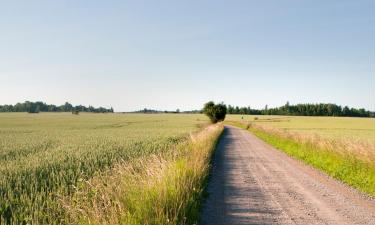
xmin=227 ymin=121 xmax=375 ymax=197
xmin=0 ymin=113 xmax=209 ymax=224
xmin=226 ymin=115 xmax=375 ymax=144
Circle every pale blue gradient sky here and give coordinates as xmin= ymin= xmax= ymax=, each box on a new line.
xmin=1 ymin=0 xmax=374 ymax=111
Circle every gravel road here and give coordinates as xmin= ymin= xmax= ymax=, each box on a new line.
xmin=201 ymin=125 xmax=375 ymax=225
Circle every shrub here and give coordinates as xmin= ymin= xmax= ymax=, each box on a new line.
xmin=203 ymin=101 xmax=227 ymax=123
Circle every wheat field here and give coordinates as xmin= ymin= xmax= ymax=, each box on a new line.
xmin=0 ymin=113 xmax=209 ymax=224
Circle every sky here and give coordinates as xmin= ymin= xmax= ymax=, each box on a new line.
xmin=1 ymin=0 xmax=374 ymax=111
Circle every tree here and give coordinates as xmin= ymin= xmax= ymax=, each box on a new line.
xmin=227 ymin=105 xmax=234 ymax=114
xmin=235 ymin=106 xmax=240 ymax=114
xmin=203 ymin=101 xmax=227 ymax=123
xmin=28 ymin=103 xmax=40 ymax=113
xmin=63 ymin=102 xmax=73 ymax=112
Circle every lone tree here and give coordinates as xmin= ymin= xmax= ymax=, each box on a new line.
xmin=203 ymin=101 xmax=227 ymax=123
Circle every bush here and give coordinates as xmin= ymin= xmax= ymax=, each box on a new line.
xmin=203 ymin=101 xmax=227 ymax=123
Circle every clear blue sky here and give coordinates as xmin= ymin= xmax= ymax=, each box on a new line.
xmin=1 ymin=0 xmax=374 ymax=111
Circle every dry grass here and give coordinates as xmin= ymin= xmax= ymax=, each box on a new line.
xmin=249 ymin=123 xmax=375 ymax=163
xmin=61 ymin=124 xmax=224 ymax=225
xmin=226 ymin=115 xmax=375 ymax=144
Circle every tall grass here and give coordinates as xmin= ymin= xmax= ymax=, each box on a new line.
xmin=62 ymin=124 xmax=224 ymax=224
xmin=228 ymin=121 xmax=375 ymax=196
xmin=249 ymin=123 xmax=375 ymax=163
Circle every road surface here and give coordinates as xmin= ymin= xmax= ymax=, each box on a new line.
xmin=201 ymin=126 xmax=375 ymax=225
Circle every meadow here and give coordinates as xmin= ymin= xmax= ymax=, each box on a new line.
xmin=0 ymin=113 xmax=221 ymax=224
xmin=226 ymin=115 xmax=375 ymax=144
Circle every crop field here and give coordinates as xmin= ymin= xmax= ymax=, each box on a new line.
xmin=226 ymin=115 xmax=375 ymax=144
xmin=0 ymin=113 xmax=211 ymax=224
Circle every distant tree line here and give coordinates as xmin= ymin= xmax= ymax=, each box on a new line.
xmin=129 ymin=108 xmax=180 ymax=114
xmin=227 ymin=102 xmax=375 ymax=118
xmin=0 ymin=101 xmax=114 ymax=113
xmin=130 ymin=108 xmax=202 ymax=114
xmin=227 ymin=105 xmax=262 ymax=115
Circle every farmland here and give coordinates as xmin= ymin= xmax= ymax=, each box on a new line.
xmin=2 ymin=112 xmax=375 ymax=224
xmin=0 ymin=113 xmax=220 ymax=224
xmin=226 ymin=115 xmax=375 ymax=144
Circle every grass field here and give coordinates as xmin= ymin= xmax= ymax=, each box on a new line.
xmin=226 ymin=115 xmax=375 ymax=144
xmin=0 ymin=113 xmax=219 ymax=224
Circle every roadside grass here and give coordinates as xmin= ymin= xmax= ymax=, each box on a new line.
xmin=226 ymin=121 xmax=375 ymax=197
xmin=62 ymin=124 xmax=224 ymax=225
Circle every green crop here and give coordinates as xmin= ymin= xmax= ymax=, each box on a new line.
xmin=0 ymin=113 xmax=207 ymax=224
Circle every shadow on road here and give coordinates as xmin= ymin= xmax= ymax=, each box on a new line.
xmin=201 ymin=127 xmax=280 ymax=225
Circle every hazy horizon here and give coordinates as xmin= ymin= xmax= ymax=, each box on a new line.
xmin=1 ymin=1 xmax=375 ymax=111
